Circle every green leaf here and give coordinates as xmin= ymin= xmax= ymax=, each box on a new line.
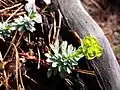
xmin=46 ymin=58 xmax=52 ymax=62
xmin=58 ymin=65 xmax=62 ymax=72
xmin=67 ymin=44 xmax=74 ymax=54
xmin=34 ymin=13 xmax=42 ymax=23
xmin=50 ymin=44 xmax=59 ymax=54
xmin=54 ymin=39 xmax=59 ymax=53
xmin=45 ymin=53 xmax=51 ymax=58
xmin=47 ymin=68 xmax=52 ymax=78
xmin=67 ymin=67 xmax=71 ymax=74
xmin=52 ymin=62 xmax=58 ymax=67
xmin=61 ymin=41 xmax=67 ymax=56
xmin=28 ymin=11 xmax=36 ymax=20
xmin=70 ymin=59 xmax=78 ymax=65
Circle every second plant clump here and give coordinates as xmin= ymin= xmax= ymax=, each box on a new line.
xmin=45 ymin=35 xmax=103 ymax=78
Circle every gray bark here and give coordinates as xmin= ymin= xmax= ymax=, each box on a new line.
xmin=52 ymin=0 xmax=120 ymax=90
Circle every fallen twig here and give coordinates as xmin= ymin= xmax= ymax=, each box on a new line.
xmin=3 ymin=30 xmax=18 ymax=60
xmin=51 ymin=12 xmax=57 ymax=44
xmin=0 ymin=12 xmax=26 ymax=17
xmin=0 ymin=3 xmax=22 ymax=13
xmin=37 ymin=47 xmax=41 ymax=69
xmin=6 ymin=4 xmax=24 ymax=22
xmin=55 ymin=9 xmax=63 ymax=41
xmin=0 ymin=0 xmax=8 ymax=7
xmin=74 ymin=69 xmax=95 ymax=75
xmin=11 ymin=43 xmax=19 ymax=90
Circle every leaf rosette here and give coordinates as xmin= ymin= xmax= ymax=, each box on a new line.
xmin=46 ymin=35 xmax=103 ymax=78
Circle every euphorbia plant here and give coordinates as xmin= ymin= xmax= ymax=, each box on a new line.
xmin=0 ymin=22 xmax=15 ymax=37
xmin=45 ymin=35 xmax=103 ymax=78
xmin=0 ymin=11 xmax=41 ymax=39
xmin=81 ymin=35 xmax=103 ymax=60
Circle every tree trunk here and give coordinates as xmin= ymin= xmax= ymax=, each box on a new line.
xmin=52 ymin=0 xmax=120 ymax=90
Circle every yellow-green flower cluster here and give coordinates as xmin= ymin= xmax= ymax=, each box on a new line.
xmin=81 ymin=35 xmax=103 ymax=60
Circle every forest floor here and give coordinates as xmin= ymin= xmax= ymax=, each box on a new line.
xmin=0 ymin=0 xmax=119 ymax=61
xmin=83 ymin=0 xmax=120 ymax=62
xmin=0 ymin=0 xmax=119 ymax=90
